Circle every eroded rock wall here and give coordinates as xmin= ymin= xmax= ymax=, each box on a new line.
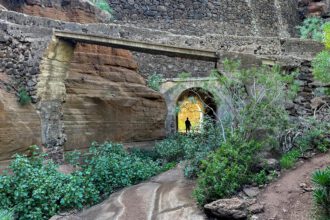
xmin=0 ymin=77 xmax=41 ymax=161
xmin=0 ymin=0 xmax=111 ymax=23
xmin=63 ymin=44 xmax=166 ymax=150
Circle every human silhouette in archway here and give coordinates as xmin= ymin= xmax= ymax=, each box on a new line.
xmin=185 ymin=117 xmax=191 ymax=133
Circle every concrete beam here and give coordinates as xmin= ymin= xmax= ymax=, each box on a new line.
xmin=54 ymin=30 xmax=218 ymax=62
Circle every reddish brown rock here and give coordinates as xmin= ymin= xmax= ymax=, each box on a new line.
xmin=0 ymin=88 xmax=42 ymax=161
xmin=63 ymin=44 xmax=166 ymax=150
xmin=1 ymin=0 xmax=110 ymax=23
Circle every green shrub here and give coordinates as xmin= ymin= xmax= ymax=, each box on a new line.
xmin=253 ymin=170 xmax=268 ymax=186
xmin=0 ymin=155 xmax=99 ymax=220
xmin=312 ymin=51 xmax=330 ymax=83
xmin=294 ymin=117 xmax=330 ymax=153
xmin=0 ymin=210 xmax=13 ymax=220
xmin=1 ymin=142 xmax=165 ymax=219
xmin=154 ymin=119 xmax=223 ymax=179
xmin=88 ymin=0 xmax=113 ymax=14
xmin=155 ymin=134 xmax=187 ymax=163
xmin=17 ymin=89 xmax=31 ymax=106
xmin=312 ymin=166 xmax=330 ymax=217
xmin=129 ymin=148 xmax=159 ymax=161
xmin=298 ymin=17 xmax=324 ymax=41
xmin=193 ymin=133 xmax=261 ymax=205
xmin=81 ymin=142 xmax=161 ymax=195
xmin=147 ymin=73 xmax=163 ymax=91
xmin=279 ymin=149 xmax=301 ymax=169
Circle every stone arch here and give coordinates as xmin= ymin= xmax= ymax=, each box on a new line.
xmin=160 ymin=78 xmax=221 ymax=134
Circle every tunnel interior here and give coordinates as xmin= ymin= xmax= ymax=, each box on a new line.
xmin=176 ymin=87 xmax=217 ymax=133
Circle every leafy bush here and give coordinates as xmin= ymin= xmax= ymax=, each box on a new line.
xmin=279 ymin=149 xmax=301 ymax=169
xmin=312 ymin=166 xmax=330 ymax=218
xmin=1 ymin=142 xmax=166 ymax=219
xmin=88 ymin=0 xmax=113 ymax=14
xmin=0 ymin=155 xmax=99 ymax=220
xmin=191 ymin=61 xmax=298 ymax=205
xmin=312 ymin=51 xmax=330 ymax=83
xmin=147 ymin=73 xmax=163 ymax=91
xmin=17 ymin=89 xmax=31 ymax=106
xmin=154 ymin=118 xmax=223 ymax=178
xmin=298 ymin=17 xmax=324 ymax=41
xmin=0 ymin=210 xmax=13 ymax=220
xmin=155 ymin=134 xmax=186 ymax=162
xmin=81 ymin=142 xmax=161 ymax=196
xmin=193 ymin=133 xmax=261 ymax=205
xmin=252 ymin=170 xmax=268 ymax=186
xmin=324 ymin=22 xmax=330 ymax=49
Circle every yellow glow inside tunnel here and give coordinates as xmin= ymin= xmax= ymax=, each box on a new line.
xmin=178 ymin=96 xmax=204 ymax=133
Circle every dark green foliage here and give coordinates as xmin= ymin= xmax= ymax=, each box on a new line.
xmin=290 ymin=117 xmax=330 ymax=156
xmin=147 ymin=73 xmax=163 ymax=91
xmin=279 ymin=149 xmax=301 ymax=169
xmin=0 ymin=155 xmax=99 ymax=220
xmin=252 ymin=170 xmax=268 ymax=186
xmin=155 ymin=134 xmax=186 ymax=162
xmin=1 ymin=142 xmax=165 ymax=219
xmin=17 ymin=89 xmax=31 ymax=106
xmin=154 ymin=118 xmax=223 ymax=178
xmin=193 ymin=133 xmax=261 ymax=205
xmin=81 ymin=142 xmax=161 ymax=195
xmin=191 ymin=61 xmax=299 ymax=206
xmin=312 ymin=167 xmax=330 ymax=217
xmin=298 ymin=17 xmax=324 ymax=41
xmin=312 ymin=51 xmax=330 ymax=84
xmin=0 ymin=210 xmax=13 ymax=220
xmin=88 ymin=0 xmax=113 ymax=14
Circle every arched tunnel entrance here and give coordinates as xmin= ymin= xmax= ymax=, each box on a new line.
xmin=176 ymin=87 xmax=217 ymax=133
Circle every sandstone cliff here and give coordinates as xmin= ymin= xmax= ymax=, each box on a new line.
xmin=64 ymin=44 xmax=166 ymax=150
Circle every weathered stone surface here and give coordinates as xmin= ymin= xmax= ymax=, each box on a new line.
xmin=63 ymin=44 xmax=167 ymax=149
xmin=0 ymin=0 xmax=111 ymax=23
xmin=50 ymin=166 xmax=206 ymax=220
xmin=109 ymin=0 xmax=300 ymax=37
xmin=0 ymin=88 xmax=41 ymax=161
xmin=204 ymin=197 xmax=247 ymax=219
xmin=243 ymin=187 xmax=260 ymax=198
xmin=248 ymin=203 xmax=265 ymax=214
xmin=258 ymin=158 xmax=280 ymax=171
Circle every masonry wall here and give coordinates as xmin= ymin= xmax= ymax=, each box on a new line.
xmin=110 ymin=0 xmax=301 ymax=37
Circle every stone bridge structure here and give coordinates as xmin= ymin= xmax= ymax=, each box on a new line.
xmin=0 ymin=9 xmax=326 ymax=162
xmin=160 ymin=77 xmax=221 ymax=134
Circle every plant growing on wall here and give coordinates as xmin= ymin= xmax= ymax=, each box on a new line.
xmin=17 ymin=88 xmax=31 ymax=106
xmin=147 ymin=73 xmax=163 ymax=91
xmin=87 ymin=0 xmax=113 ymax=15
xmin=311 ymin=22 xmax=330 ymax=84
xmin=298 ymin=17 xmax=324 ymax=41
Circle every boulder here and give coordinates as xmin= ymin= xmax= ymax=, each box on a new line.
xmin=204 ymin=198 xmax=247 ymax=219
xmin=258 ymin=158 xmax=280 ymax=171
xmin=243 ymin=187 xmax=260 ymax=198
